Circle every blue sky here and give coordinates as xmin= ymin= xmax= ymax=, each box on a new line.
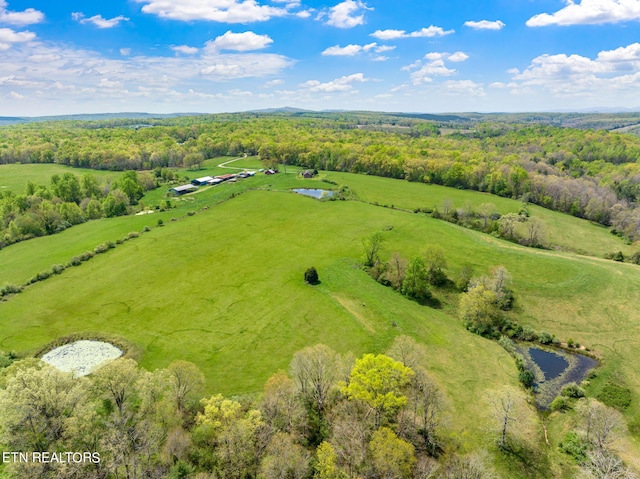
xmin=1 ymin=0 xmax=640 ymax=115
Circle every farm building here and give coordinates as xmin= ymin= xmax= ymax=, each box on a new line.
xmin=302 ymin=170 xmax=317 ymax=179
xmin=207 ymin=178 xmax=224 ymax=185
xmin=169 ymin=184 xmax=198 ymax=195
xmin=191 ymin=176 xmax=214 ymax=186
xmin=215 ymin=173 xmax=238 ymax=181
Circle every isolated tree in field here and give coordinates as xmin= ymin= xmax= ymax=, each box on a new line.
xmin=487 ymin=387 xmax=526 ymax=450
xmin=368 ymin=427 xmax=416 ymax=479
xmin=401 ymin=256 xmax=431 ymax=303
xmin=362 ymin=231 xmax=384 ymax=267
xmin=525 ymin=216 xmax=546 ymax=247
xmin=304 ymin=266 xmax=319 ymax=285
xmin=342 ymin=353 xmax=414 ymax=428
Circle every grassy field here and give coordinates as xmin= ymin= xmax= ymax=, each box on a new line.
xmin=2 ymin=163 xmax=640 ymax=476
xmin=0 ymin=163 xmax=122 ymax=193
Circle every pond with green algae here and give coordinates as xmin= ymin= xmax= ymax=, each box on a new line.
xmin=518 ymin=345 xmax=598 ymax=409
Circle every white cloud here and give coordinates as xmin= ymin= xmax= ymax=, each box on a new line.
xmin=263 ymin=79 xmax=283 ymax=87
xmin=371 ymin=25 xmax=454 ymax=40
xmin=443 ymin=80 xmax=485 ymax=96
xmin=9 ymin=90 xmax=23 ymax=99
xmin=325 ymin=0 xmax=371 ymax=28
xmin=28 ymin=53 xmax=61 ymax=63
xmin=411 ymin=60 xmax=457 ymax=84
xmin=507 ymin=43 xmax=640 ymax=98
xmin=527 ymin=0 xmax=640 ymax=27
xmin=0 ymin=27 xmax=34 ymax=50
xmin=0 ymin=39 xmax=294 ymax=114
xmin=205 ymin=31 xmax=273 ymax=52
xmin=0 ymin=1 xmax=43 ymax=26
xmin=375 ymin=45 xmax=395 ymax=53
xmin=120 ymin=48 xmax=131 ymax=56
xmin=448 ymin=51 xmax=469 ymax=62
xmin=464 ymin=19 xmax=505 ymax=30
xmin=134 ymin=0 xmax=291 ymax=23
xmin=300 ymin=73 xmax=366 ymax=92
xmin=322 ymin=42 xmax=376 ymax=56
xmin=405 ymin=51 xmax=468 ymax=85
xmin=73 ymin=13 xmax=130 ymax=29
xmin=172 ymin=45 xmax=199 ymax=55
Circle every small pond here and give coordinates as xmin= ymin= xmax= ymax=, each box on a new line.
xmin=518 ymin=345 xmax=598 ymax=409
xmin=292 ymin=188 xmax=334 ymax=199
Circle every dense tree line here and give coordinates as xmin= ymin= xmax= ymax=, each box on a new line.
xmin=0 ymin=169 xmax=172 ymax=249
xmin=3 ymin=114 xmax=640 ymax=239
xmin=0 ymin=339 xmax=518 ymax=479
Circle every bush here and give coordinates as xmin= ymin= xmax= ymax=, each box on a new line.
xmin=28 ymin=270 xmax=51 ymax=284
xmin=517 ymin=325 xmax=539 ymax=342
xmin=0 ymin=284 xmax=23 ymax=297
xmin=67 ymin=256 xmax=82 ymax=267
xmin=94 ymin=243 xmax=109 ymax=254
xmin=597 ymin=382 xmax=632 ymax=410
xmin=561 ymin=382 xmax=585 ymax=399
xmin=539 ymin=331 xmax=554 ymax=344
xmin=143 ymin=225 xmax=151 ymax=232
xmin=304 ymin=267 xmax=319 ymax=285
xmin=519 ymin=369 xmax=535 ymax=388
xmin=127 ymin=231 xmax=139 ymax=240
xmin=559 ymin=431 xmax=588 ymax=462
xmin=51 ymin=264 xmax=65 ymax=275
xmin=550 ymin=396 xmax=571 ymax=412
xmin=157 ymin=218 xmax=164 ymax=227
xmin=567 ymin=338 xmax=575 ymax=348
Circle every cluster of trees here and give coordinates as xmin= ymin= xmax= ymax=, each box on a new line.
xmin=3 ymin=113 xmax=640 ymax=239
xmin=426 ymin=200 xmax=547 ymax=249
xmin=0 ymin=170 xmax=169 ymax=249
xmin=0 ymin=339 xmax=509 ymax=479
xmin=459 ymin=266 xmax=516 ymax=338
xmin=363 ymin=232 xmax=453 ymax=305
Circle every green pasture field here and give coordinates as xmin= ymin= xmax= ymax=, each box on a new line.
xmin=2 ymin=163 xmax=640 ymax=474
xmin=327 ymin=172 xmax=632 ymax=258
xmin=0 ymin=163 xmax=121 ymax=193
